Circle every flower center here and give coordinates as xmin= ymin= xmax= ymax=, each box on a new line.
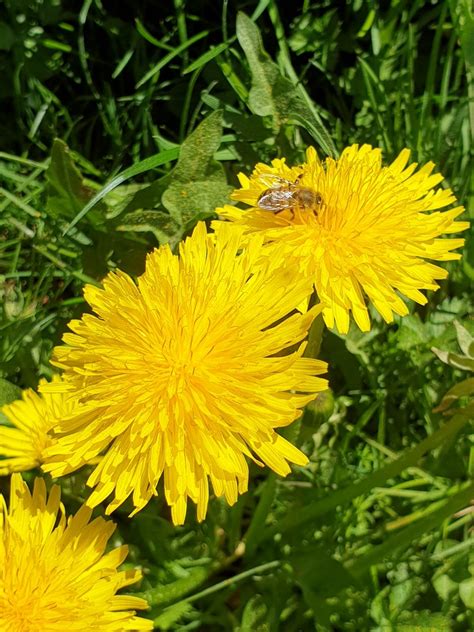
xmin=164 ymin=342 xmax=198 ymax=397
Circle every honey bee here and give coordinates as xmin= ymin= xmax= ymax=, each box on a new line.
xmin=257 ymin=174 xmax=324 ymax=216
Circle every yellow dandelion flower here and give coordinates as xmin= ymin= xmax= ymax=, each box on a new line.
xmin=42 ymin=222 xmax=328 ymax=525
xmin=0 ymin=376 xmax=75 ymax=475
xmin=215 ymin=145 xmax=469 ymax=333
xmin=0 ymin=473 xmax=152 ymax=631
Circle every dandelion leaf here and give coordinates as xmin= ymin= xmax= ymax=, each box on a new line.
xmin=162 ymin=111 xmax=232 ymax=225
xmin=236 ymin=12 xmax=336 ymax=155
xmin=46 ymin=139 xmax=104 ymax=227
xmin=239 ymin=595 xmax=269 ymax=632
xmin=0 ymin=378 xmax=22 ymax=425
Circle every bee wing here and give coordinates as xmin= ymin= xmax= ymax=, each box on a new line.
xmin=256 ymin=173 xmax=292 ymax=189
xmin=257 ymin=188 xmax=296 ymax=211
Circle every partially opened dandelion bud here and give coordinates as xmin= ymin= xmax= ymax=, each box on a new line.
xmin=215 ymin=145 xmax=469 ymax=333
xmin=42 ymin=222 xmax=328 ymax=525
xmin=0 ymin=474 xmax=152 ymax=631
xmin=0 ymin=375 xmax=76 ymax=475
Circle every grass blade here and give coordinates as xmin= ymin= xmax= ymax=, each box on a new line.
xmin=62 ymin=148 xmax=179 ymax=235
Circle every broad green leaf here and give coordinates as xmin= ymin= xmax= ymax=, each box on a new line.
xmin=0 ymin=378 xmax=22 ymax=407
xmin=397 ymin=315 xmax=429 ymax=350
xmin=433 ymin=377 xmax=474 ymax=413
xmin=239 ymin=595 xmax=269 ymax=632
xmin=291 ymin=547 xmax=358 ymax=626
xmin=169 ymin=111 xmax=224 ymax=183
xmin=459 ymin=577 xmax=474 ymax=608
xmin=0 ymin=378 xmax=22 ymax=426
xmin=140 ymin=566 xmax=209 ymax=607
xmin=153 ymin=602 xmax=193 ymax=631
xmin=162 ymin=111 xmax=233 ymax=225
xmin=0 ymin=23 xmax=15 ymax=51
xmin=454 ymin=320 xmax=474 ymax=358
xmin=432 ymin=347 xmax=474 ymax=372
xmin=108 ymin=176 xmax=174 ymax=224
xmin=292 ymin=547 xmax=358 ymax=596
xmin=236 ymin=12 xmax=336 ymax=156
xmin=63 ymin=148 xmax=180 ymax=235
xmin=46 ymin=139 xmax=99 ymax=222
xmin=432 ymin=573 xmax=458 ymax=602
xmin=236 ymin=13 xmax=278 ymax=118
xmin=164 ymin=179 xmax=232 ymax=227
xmin=116 ymin=210 xmax=181 ymax=246
xmin=82 ymin=232 xmax=149 ymax=279
xmin=395 ymin=611 xmax=452 ymax=631
xmin=389 ymin=575 xmax=419 ymax=614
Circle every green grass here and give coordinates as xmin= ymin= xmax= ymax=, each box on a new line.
xmin=0 ymin=1 xmax=473 ymax=629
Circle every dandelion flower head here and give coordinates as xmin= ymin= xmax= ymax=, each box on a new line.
xmin=0 ymin=376 xmax=75 ymax=475
xmin=43 ymin=222 xmax=328 ymax=525
xmin=215 ymin=145 xmax=469 ymax=333
xmin=0 ymin=474 xmax=152 ymax=631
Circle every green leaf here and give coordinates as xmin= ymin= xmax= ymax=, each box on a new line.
xmin=0 ymin=378 xmax=22 ymax=425
xmin=110 ymin=176 xmax=173 ymax=221
xmin=397 ymin=315 xmax=430 ymax=350
xmin=0 ymin=378 xmax=22 ymax=407
xmin=459 ymin=577 xmax=474 ymax=608
xmin=140 ymin=566 xmax=209 ymax=608
xmin=395 ymin=611 xmax=452 ymax=631
xmin=153 ymin=602 xmax=193 ymax=630
xmin=433 ymin=573 xmax=459 ymax=602
xmin=292 ymin=547 xmax=359 ymax=598
xmin=164 ymin=179 xmax=231 ymax=227
xmin=168 ymin=111 xmax=224 ymax=183
xmin=431 ymin=347 xmax=474 ymax=372
xmin=433 ymin=377 xmax=474 ymax=413
xmin=454 ymin=320 xmax=474 ymax=358
xmin=46 ymin=139 xmax=98 ymax=222
xmin=302 ymin=556 xmax=357 ymax=599
xmin=162 ymin=111 xmax=233 ymax=225
xmin=63 ymin=148 xmax=180 ymax=235
xmin=116 ymin=210 xmax=181 ymax=246
xmin=0 ymin=23 xmax=15 ymax=51
xmin=239 ymin=595 xmax=269 ymax=632
xmin=236 ymin=12 xmax=336 ymax=156
xmin=236 ymin=13 xmax=278 ymax=118
xmin=291 ymin=546 xmax=358 ymax=626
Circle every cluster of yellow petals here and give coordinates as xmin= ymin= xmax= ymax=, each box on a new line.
xmin=0 ymin=474 xmax=151 ymax=631
xmin=215 ymin=145 xmax=468 ymax=333
xmin=0 ymin=376 xmax=75 ymax=475
xmin=42 ymin=223 xmax=327 ymax=525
